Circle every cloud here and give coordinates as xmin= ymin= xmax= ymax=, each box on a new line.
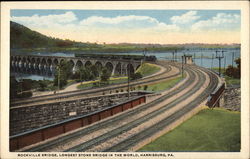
xmin=11 ymin=11 xmax=77 ymax=29
xmin=171 ymin=11 xmax=200 ymax=24
xmin=79 ymin=15 xmax=179 ymax=31
xmin=191 ymin=13 xmax=240 ymax=31
xmin=10 ymin=11 xmax=240 ymax=44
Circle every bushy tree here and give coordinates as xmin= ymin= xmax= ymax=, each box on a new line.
xmin=74 ymin=65 xmax=101 ymax=82
xmin=10 ymin=77 xmax=33 ymax=99
xmin=100 ymin=68 xmax=111 ymax=85
xmin=225 ymin=58 xmax=240 ymax=79
xmin=54 ymin=61 xmax=73 ymax=89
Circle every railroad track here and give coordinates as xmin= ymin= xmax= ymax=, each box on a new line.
xmin=103 ymin=67 xmax=218 ymax=152
xmin=64 ymin=66 xmax=205 ymax=152
xmin=11 ymin=61 xmax=178 ymax=107
xmin=22 ymin=63 xmax=218 ymax=152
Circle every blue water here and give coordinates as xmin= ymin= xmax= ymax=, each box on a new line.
xmin=11 ymin=73 xmax=54 ymax=81
xmin=12 ymin=48 xmax=240 ymax=81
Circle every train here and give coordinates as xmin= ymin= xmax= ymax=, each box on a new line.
xmin=75 ymin=54 xmax=157 ymax=62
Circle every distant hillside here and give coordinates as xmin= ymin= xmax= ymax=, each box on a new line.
xmin=10 ymin=21 xmax=240 ymax=52
xmin=10 ymin=21 xmax=83 ymax=49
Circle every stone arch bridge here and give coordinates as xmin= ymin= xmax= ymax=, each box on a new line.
xmin=10 ymin=55 xmax=142 ymax=77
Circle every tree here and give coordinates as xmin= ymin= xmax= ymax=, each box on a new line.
xmin=10 ymin=77 xmax=33 ymax=99
xmin=100 ymin=68 xmax=111 ymax=85
xmin=89 ymin=65 xmax=99 ymax=78
xmin=38 ymin=80 xmax=47 ymax=91
xmin=54 ymin=61 xmax=73 ymax=89
xmin=225 ymin=58 xmax=240 ymax=79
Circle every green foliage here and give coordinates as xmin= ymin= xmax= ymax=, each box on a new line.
xmin=100 ymin=68 xmax=111 ymax=84
xmin=10 ymin=77 xmax=34 ymax=99
xmin=139 ymin=108 xmax=240 ymax=152
xmin=224 ymin=76 xmax=240 ymax=86
xmin=225 ymin=58 xmax=240 ymax=79
xmin=75 ymin=65 xmax=101 ymax=82
xmin=130 ymin=72 xmax=143 ymax=80
xmin=37 ymin=80 xmax=48 ymax=91
xmin=138 ymin=76 xmax=182 ymax=92
xmin=54 ymin=61 xmax=73 ymax=89
xmin=10 ymin=21 xmax=82 ymax=49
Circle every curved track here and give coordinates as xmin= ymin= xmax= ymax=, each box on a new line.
xmin=11 ymin=62 xmax=177 ymax=107
xmin=22 ymin=62 xmax=219 ymax=152
xmin=104 ymin=67 xmax=218 ymax=152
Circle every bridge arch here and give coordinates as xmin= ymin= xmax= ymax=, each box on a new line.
xmin=53 ymin=59 xmax=59 ymax=66
xmin=95 ymin=61 xmax=103 ymax=70
xmin=41 ymin=58 xmax=47 ymax=75
xmin=105 ymin=62 xmax=114 ymax=74
xmin=69 ymin=60 xmax=75 ymax=73
xmin=85 ymin=61 xmax=92 ymax=68
xmin=114 ymin=62 xmax=122 ymax=75
xmin=76 ymin=60 xmax=83 ymax=71
xmin=127 ymin=63 xmax=135 ymax=75
xmin=47 ymin=59 xmax=53 ymax=76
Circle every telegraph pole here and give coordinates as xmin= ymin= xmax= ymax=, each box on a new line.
xmin=193 ymin=53 xmax=195 ymax=65
xmin=172 ymin=51 xmax=174 ymax=62
xmin=232 ymin=52 xmax=235 ymax=67
xmin=201 ymin=53 xmax=203 ymax=67
xmin=182 ymin=55 xmax=184 ymax=78
xmin=224 ymin=55 xmax=226 ymax=71
xmin=175 ymin=49 xmax=177 ymax=62
xmin=216 ymin=50 xmax=225 ymax=77
xmin=57 ymin=66 xmax=60 ymax=93
xmin=127 ymin=60 xmax=131 ymax=99
xmin=211 ymin=54 xmax=214 ymax=69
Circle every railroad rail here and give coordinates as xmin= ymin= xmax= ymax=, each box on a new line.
xmin=64 ymin=66 xmax=207 ymax=152
xmin=103 ymin=67 xmax=218 ymax=152
xmin=21 ymin=62 xmax=219 ymax=152
xmin=11 ymin=61 xmax=177 ymax=107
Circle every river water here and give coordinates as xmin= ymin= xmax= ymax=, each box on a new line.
xmin=12 ymin=48 xmax=240 ymax=81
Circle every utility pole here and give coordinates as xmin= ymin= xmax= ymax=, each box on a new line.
xmin=127 ymin=60 xmax=131 ymax=99
xmin=224 ymin=55 xmax=226 ymax=71
xmin=216 ymin=50 xmax=225 ymax=77
xmin=211 ymin=54 xmax=214 ymax=69
xmin=175 ymin=49 xmax=177 ymax=62
xmin=232 ymin=52 xmax=235 ymax=67
xmin=172 ymin=51 xmax=174 ymax=62
xmin=182 ymin=55 xmax=184 ymax=78
xmin=57 ymin=66 xmax=60 ymax=93
xmin=193 ymin=53 xmax=195 ymax=65
xmin=80 ymin=68 xmax=82 ymax=85
xmin=201 ymin=53 xmax=203 ymax=67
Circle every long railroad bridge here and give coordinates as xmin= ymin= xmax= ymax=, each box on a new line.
xmin=10 ymin=54 xmax=144 ymax=76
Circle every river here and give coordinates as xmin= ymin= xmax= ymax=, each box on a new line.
xmin=12 ymin=48 xmax=240 ymax=81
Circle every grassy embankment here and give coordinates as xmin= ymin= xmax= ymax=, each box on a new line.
xmin=138 ymin=108 xmax=240 ymax=152
xmin=137 ymin=75 xmax=183 ymax=92
xmin=211 ymin=67 xmax=240 ymax=86
xmin=77 ymin=77 xmax=128 ymax=89
xmin=135 ymin=63 xmax=161 ymax=77
xmin=77 ymin=63 xmax=161 ymax=90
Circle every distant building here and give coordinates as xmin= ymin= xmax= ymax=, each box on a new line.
xmin=182 ymin=55 xmax=193 ymax=64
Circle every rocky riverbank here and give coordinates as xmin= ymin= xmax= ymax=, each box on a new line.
xmin=223 ymin=86 xmax=241 ymax=111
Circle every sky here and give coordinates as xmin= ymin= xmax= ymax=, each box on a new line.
xmin=10 ymin=10 xmax=241 ymax=44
